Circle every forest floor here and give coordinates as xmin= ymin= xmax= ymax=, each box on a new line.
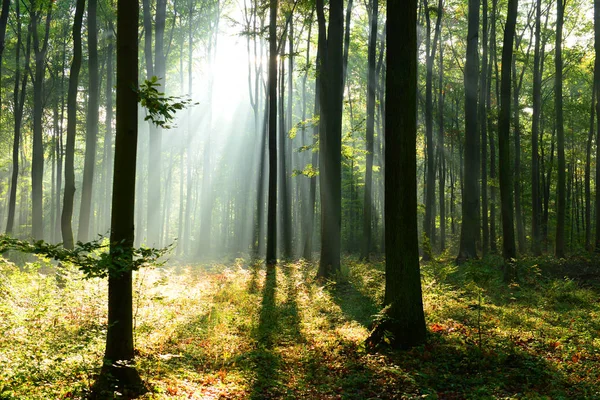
xmin=1 ymin=252 xmax=600 ymax=399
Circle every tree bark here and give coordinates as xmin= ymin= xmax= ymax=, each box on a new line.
xmin=78 ymin=0 xmax=99 ymax=242
xmin=531 ymin=0 xmax=543 ymax=255
xmin=361 ymin=0 xmax=378 ymax=261
xmin=317 ymin=0 xmax=343 ymax=279
xmin=457 ymin=0 xmax=480 ymax=262
xmin=555 ymin=0 xmax=566 ymax=258
xmin=31 ymin=2 xmax=52 ymax=240
xmin=377 ymin=0 xmax=426 ymax=349
xmin=6 ymin=2 xmax=30 ymax=235
xmin=266 ymin=0 xmax=278 ymax=268
xmin=498 ymin=0 xmax=517 ymax=276
xmin=61 ymin=0 xmax=86 ymax=250
xmin=100 ymin=0 xmax=143 ymax=390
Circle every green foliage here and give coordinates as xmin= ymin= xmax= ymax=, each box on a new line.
xmin=2 ymin=256 xmax=600 ymax=398
xmin=137 ymin=76 xmax=197 ymax=129
xmin=0 ymin=235 xmax=170 ymax=279
xmin=292 ymin=163 xmax=318 ymax=178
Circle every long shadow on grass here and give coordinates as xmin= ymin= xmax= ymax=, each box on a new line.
xmin=249 ymin=263 xmax=304 ymax=399
xmin=400 ymin=331 xmax=599 ymax=398
xmin=330 ymin=280 xmax=379 ymax=328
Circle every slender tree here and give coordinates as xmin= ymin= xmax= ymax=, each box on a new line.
xmin=31 ymin=1 xmax=52 ymax=240
xmin=317 ymin=0 xmax=343 ymax=278
xmin=78 ymin=0 xmax=99 ymax=242
xmin=531 ymin=0 xmax=543 ymax=255
xmin=555 ymin=0 xmax=566 ymax=258
xmin=61 ymin=0 xmax=86 ymax=250
xmin=6 ymin=2 xmax=30 ymax=235
xmin=98 ymin=0 xmax=143 ymax=391
xmin=498 ymin=0 xmax=517 ymax=276
xmin=266 ymin=0 xmax=278 ymax=269
xmin=457 ymin=0 xmax=480 ymax=262
xmin=423 ymin=0 xmax=442 ymax=257
xmin=595 ymin=0 xmax=600 ymax=251
xmin=361 ymin=0 xmax=378 ymax=261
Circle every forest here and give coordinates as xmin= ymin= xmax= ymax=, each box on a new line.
xmin=0 ymin=0 xmax=600 ymax=397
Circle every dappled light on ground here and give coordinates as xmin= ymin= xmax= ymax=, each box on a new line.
xmin=1 ymin=256 xmax=600 ymax=398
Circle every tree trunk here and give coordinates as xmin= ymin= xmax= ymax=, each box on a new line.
xmin=531 ymin=0 xmax=543 ymax=255
xmin=317 ymin=0 xmax=343 ymax=278
xmin=437 ymin=19 xmax=446 ymax=251
xmin=361 ymin=0 xmax=378 ymax=261
xmin=78 ymin=0 xmax=99 ymax=242
xmin=423 ymin=0 xmax=442 ymax=257
xmin=6 ymin=2 xmax=29 ymax=235
xmin=457 ymin=0 xmax=480 ymax=262
xmin=555 ymin=0 xmax=566 ymax=258
xmin=61 ymin=0 xmax=85 ymax=250
xmin=31 ymin=4 xmax=52 ymax=240
xmin=595 ymin=0 xmax=600 ymax=251
xmin=376 ymin=0 xmax=426 ymax=349
xmin=266 ymin=0 xmax=278 ymax=269
xmin=498 ymin=0 xmax=518 ymax=277
xmin=480 ymin=0 xmax=489 ymax=255
xmin=100 ymin=0 xmax=143 ymax=391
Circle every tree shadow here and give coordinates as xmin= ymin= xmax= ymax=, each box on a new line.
xmin=249 ymin=265 xmax=279 ymax=399
xmin=330 ymin=280 xmax=379 ymax=328
xmin=391 ymin=331 xmax=600 ymax=398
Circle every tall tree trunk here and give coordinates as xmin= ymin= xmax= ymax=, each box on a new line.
xmin=457 ymin=0 xmax=480 ymax=262
xmin=531 ymin=0 xmax=543 ymax=255
xmin=595 ymin=0 xmax=600 ymax=251
xmin=103 ymin=22 xmax=115 ymax=235
xmin=317 ymin=0 xmax=343 ymax=278
xmin=480 ymin=0 xmax=489 ymax=255
xmin=423 ymin=0 xmax=442 ymax=257
xmin=361 ymin=0 xmax=378 ymax=261
xmin=78 ymin=0 xmax=99 ymax=242
xmin=302 ymin=33 xmax=322 ymax=260
xmin=266 ymin=0 xmax=278 ymax=269
xmin=61 ymin=0 xmax=86 ymax=250
xmin=376 ymin=0 xmax=426 ymax=349
xmin=31 ymin=3 xmax=52 ymax=240
xmin=278 ymin=26 xmax=292 ymax=259
xmin=100 ymin=0 xmax=142 ymax=389
xmin=555 ymin=0 xmax=566 ymax=258
xmin=586 ymin=83 xmax=595 ymax=251
xmin=488 ymin=0 xmax=498 ymax=253
xmin=6 ymin=3 xmax=29 ymax=235
xmin=438 ymin=18 xmax=446 ymax=251
xmin=498 ymin=0 xmax=518 ymax=277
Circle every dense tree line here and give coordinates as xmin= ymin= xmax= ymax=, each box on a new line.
xmin=0 ymin=0 xmax=598 ymax=391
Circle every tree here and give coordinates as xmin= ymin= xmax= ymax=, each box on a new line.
xmin=531 ymin=0 xmax=543 ymax=255
xmin=369 ymin=0 xmax=426 ymax=349
xmin=480 ymin=0 xmax=489 ymax=255
xmin=6 ymin=2 xmax=30 ymax=235
xmin=361 ymin=0 xmax=378 ymax=261
xmin=555 ymin=0 xmax=566 ymax=258
xmin=457 ymin=0 xmax=480 ymax=262
xmin=31 ymin=1 xmax=52 ymax=240
xmin=78 ymin=0 xmax=100 ymax=242
xmin=98 ymin=0 xmax=144 ymax=392
xmin=423 ymin=0 xmax=442 ymax=258
xmin=498 ymin=0 xmax=517 ymax=277
xmin=595 ymin=0 xmax=600 ymax=251
xmin=266 ymin=0 xmax=278 ymax=269
xmin=61 ymin=0 xmax=86 ymax=250
xmin=317 ymin=0 xmax=343 ymax=278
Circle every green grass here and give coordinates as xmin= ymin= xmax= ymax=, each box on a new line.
xmin=1 ymin=254 xmax=599 ymax=399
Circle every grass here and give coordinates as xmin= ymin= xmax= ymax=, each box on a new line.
xmin=0 ymin=254 xmax=599 ymax=399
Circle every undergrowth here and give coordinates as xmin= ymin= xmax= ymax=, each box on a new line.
xmin=0 ymin=254 xmax=599 ymax=399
